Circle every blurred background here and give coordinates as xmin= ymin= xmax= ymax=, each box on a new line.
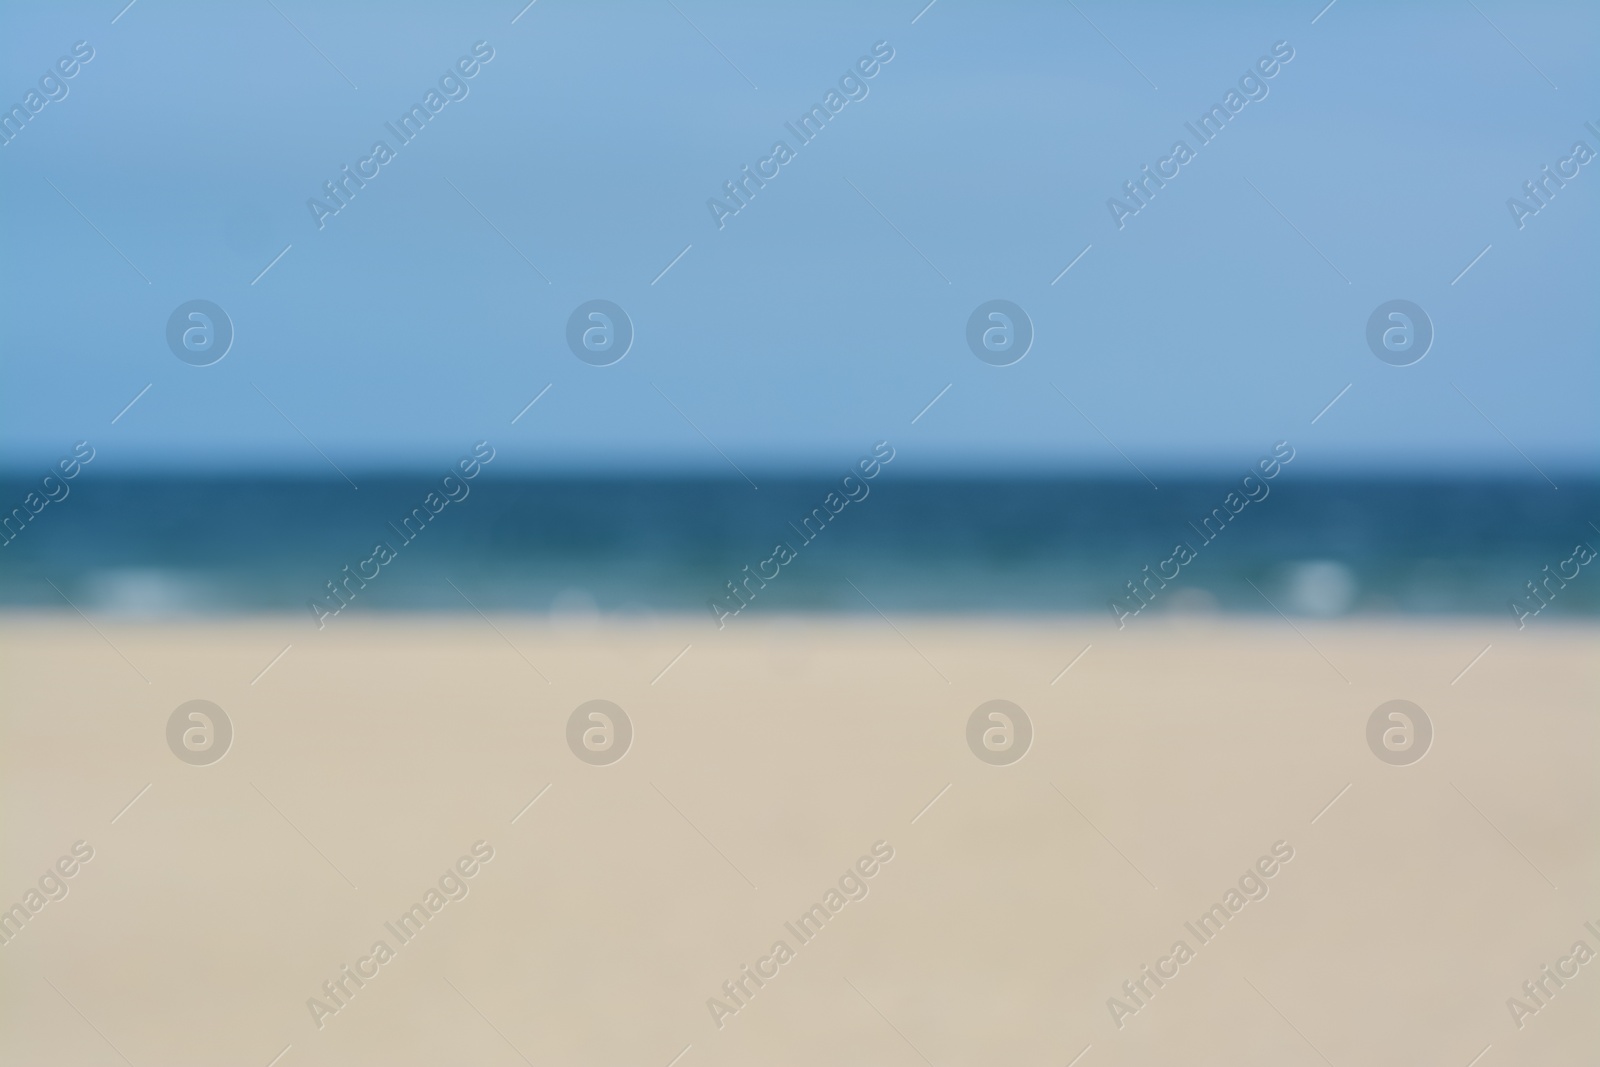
xmin=3 ymin=5 xmax=1597 ymax=1067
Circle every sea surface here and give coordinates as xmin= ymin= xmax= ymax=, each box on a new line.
xmin=0 ymin=475 xmax=1595 ymax=622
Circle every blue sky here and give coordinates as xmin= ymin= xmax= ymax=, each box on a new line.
xmin=1 ymin=0 xmax=1594 ymax=476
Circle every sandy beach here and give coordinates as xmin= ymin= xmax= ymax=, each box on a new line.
xmin=1 ymin=614 xmax=1593 ymax=1065
xmin=5 ymin=0 xmax=1594 ymax=1062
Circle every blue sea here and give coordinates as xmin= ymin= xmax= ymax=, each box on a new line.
xmin=1 ymin=475 xmax=1595 ymax=622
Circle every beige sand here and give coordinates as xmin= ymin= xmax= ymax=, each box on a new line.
xmin=1 ymin=614 xmax=1595 ymax=1065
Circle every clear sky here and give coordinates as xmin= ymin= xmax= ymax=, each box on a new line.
xmin=1 ymin=0 xmax=1594 ymax=476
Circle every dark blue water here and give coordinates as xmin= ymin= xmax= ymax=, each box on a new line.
xmin=0 ymin=474 xmax=1595 ymax=622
